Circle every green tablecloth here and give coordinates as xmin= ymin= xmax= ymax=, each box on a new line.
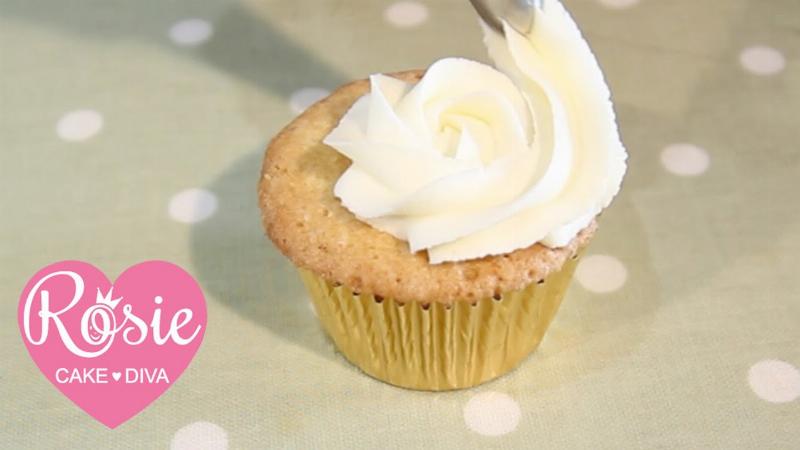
xmin=2 ymin=0 xmax=798 ymax=448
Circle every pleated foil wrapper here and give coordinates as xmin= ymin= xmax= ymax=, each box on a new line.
xmin=299 ymin=254 xmax=582 ymax=391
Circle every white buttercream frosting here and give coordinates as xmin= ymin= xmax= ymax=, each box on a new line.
xmin=323 ymin=0 xmax=627 ymax=264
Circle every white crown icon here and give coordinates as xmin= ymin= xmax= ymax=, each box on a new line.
xmin=95 ymin=287 xmax=123 ymax=309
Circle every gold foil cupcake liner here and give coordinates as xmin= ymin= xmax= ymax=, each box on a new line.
xmin=299 ymin=254 xmax=581 ymax=391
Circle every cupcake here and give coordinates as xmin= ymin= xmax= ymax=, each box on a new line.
xmin=259 ymin=0 xmax=626 ymax=390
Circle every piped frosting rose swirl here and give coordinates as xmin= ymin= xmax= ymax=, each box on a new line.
xmin=323 ymin=0 xmax=627 ymax=264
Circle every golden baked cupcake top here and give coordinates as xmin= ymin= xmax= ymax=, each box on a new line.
xmin=259 ymin=70 xmax=595 ymax=304
xmin=260 ymin=1 xmax=626 ymax=303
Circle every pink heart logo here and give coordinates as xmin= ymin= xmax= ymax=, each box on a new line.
xmin=18 ymin=260 xmax=207 ymax=428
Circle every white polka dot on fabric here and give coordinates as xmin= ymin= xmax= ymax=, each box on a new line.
xmin=56 ymin=109 xmax=103 ymax=142
xmin=660 ymin=143 xmax=710 ymax=176
xmin=384 ymin=1 xmax=429 ymax=28
xmin=171 ymin=421 xmax=229 ymax=450
xmin=575 ymin=254 xmax=627 ymax=293
xmin=597 ymin=0 xmax=640 ymax=9
xmin=168 ymin=188 xmax=218 ymax=224
xmin=169 ymin=19 xmax=214 ymax=46
xmin=748 ymin=360 xmax=800 ymax=403
xmin=463 ymin=391 xmax=521 ymax=437
xmin=289 ymin=87 xmax=330 ymax=114
xmin=740 ymin=45 xmax=786 ymax=76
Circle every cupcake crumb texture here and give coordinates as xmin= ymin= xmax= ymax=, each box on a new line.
xmin=259 ymin=71 xmax=595 ymax=303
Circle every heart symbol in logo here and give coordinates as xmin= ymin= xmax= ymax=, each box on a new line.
xmin=18 ymin=260 xmax=207 ymax=428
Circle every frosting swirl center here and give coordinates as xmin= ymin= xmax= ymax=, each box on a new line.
xmin=323 ymin=1 xmax=627 ymax=264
